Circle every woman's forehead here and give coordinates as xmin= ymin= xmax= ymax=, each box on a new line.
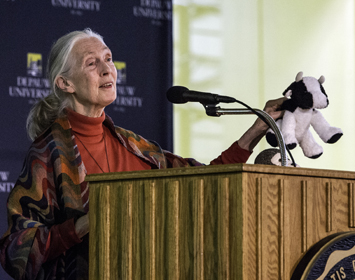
xmin=72 ymin=37 xmax=111 ymax=59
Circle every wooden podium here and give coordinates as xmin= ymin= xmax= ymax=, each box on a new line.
xmin=86 ymin=164 xmax=355 ymax=279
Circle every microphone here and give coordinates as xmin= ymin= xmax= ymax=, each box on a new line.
xmin=166 ymin=86 xmax=236 ymax=104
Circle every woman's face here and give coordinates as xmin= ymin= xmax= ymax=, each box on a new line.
xmin=64 ymin=37 xmax=117 ymax=117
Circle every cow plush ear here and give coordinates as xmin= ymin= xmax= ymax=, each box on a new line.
xmin=318 ymin=75 xmax=325 ymax=84
xmin=296 ymin=71 xmax=303 ymax=82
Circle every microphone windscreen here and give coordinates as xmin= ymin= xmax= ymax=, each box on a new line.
xmin=166 ymin=86 xmax=189 ymax=104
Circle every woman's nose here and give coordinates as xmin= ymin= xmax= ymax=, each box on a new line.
xmin=100 ymin=61 xmax=113 ymax=76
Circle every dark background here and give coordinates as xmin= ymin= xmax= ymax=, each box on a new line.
xmin=0 ymin=1 xmax=173 ymax=278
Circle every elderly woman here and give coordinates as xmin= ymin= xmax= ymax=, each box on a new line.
xmin=0 ymin=29 xmax=285 ymax=279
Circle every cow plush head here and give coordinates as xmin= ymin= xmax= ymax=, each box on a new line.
xmin=281 ymin=72 xmax=328 ymax=112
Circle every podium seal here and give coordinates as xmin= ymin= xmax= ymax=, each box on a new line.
xmin=291 ymin=232 xmax=355 ymax=280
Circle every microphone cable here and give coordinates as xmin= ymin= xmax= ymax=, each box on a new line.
xmin=220 ymin=96 xmax=297 ymax=167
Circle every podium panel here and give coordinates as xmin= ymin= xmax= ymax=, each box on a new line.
xmin=86 ymin=164 xmax=355 ymax=279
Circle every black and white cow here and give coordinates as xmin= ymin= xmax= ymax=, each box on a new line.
xmin=266 ymin=72 xmax=343 ymax=159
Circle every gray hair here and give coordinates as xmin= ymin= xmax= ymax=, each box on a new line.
xmin=26 ymin=28 xmax=105 ymax=140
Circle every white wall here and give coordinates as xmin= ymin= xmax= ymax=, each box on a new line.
xmin=173 ymin=0 xmax=355 ymax=171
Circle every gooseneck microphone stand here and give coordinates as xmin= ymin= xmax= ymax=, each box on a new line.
xmin=204 ymin=104 xmax=288 ymax=167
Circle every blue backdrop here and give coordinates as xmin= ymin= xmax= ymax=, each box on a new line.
xmin=0 ymin=1 xmax=173 ymax=278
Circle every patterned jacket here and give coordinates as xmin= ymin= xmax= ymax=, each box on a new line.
xmin=0 ymin=114 xmax=204 ymax=280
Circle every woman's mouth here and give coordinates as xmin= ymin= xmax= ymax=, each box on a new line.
xmin=100 ymin=82 xmax=113 ymax=88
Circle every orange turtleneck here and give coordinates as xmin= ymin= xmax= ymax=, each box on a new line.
xmin=67 ymin=109 xmax=151 ymax=174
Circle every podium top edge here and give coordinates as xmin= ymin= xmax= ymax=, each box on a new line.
xmin=85 ymin=163 xmax=355 ymax=182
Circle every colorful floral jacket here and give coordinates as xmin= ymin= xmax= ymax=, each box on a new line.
xmin=0 ymin=114 xmax=204 ymax=280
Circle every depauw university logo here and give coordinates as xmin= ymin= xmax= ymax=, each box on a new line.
xmin=27 ymin=53 xmax=42 ymax=77
xmin=114 ymin=61 xmax=127 ymax=85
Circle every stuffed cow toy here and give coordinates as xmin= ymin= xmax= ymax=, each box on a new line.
xmin=266 ymin=72 xmax=343 ymax=159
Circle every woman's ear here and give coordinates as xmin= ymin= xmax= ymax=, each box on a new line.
xmin=56 ymin=77 xmax=75 ymax=93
